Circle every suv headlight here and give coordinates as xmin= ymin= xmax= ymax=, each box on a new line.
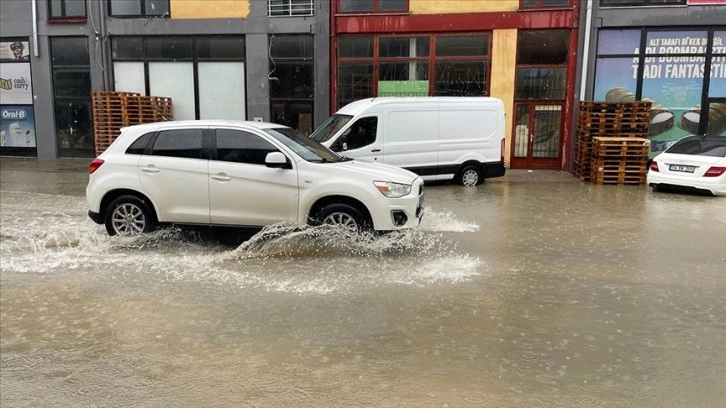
xmin=373 ymin=181 xmax=412 ymax=198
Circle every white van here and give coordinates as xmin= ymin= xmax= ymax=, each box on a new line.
xmin=309 ymin=97 xmax=506 ymax=186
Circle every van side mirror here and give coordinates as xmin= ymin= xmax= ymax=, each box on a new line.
xmin=265 ymin=151 xmax=291 ymax=169
xmin=342 ymin=142 xmax=348 ymax=151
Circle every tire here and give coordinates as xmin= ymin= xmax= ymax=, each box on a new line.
xmin=314 ymin=203 xmax=368 ymax=234
xmin=456 ymin=165 xmax=482 ymax=187
xmin=104 ymin=195 xmax=156 ymax=236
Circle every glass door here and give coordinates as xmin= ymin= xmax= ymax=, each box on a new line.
xmin=512 ymin=102 xmax=563 ymax=169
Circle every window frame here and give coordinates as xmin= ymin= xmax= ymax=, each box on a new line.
xmin=47 ymin=0 xmax=87 ymax=21
xmin=337 ymin=0 xmax=409 ymax=14
xmin=268 ymin=0 xmax=314 ymax=17
xmin=108 ymin=0 xmax=170 ymax=18
xmin=599 ymin=0 xmax=686 ymax=7
xmin=336 ymin=33 xmax=492 ymax=107
xmin=519 ymin=0 xmax=573 ymax=10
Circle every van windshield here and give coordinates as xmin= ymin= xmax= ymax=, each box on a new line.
xmin=265 ymin=127 xmax=343 ymax=163
xmin=309 ymin=114 xmax=353 ymax=142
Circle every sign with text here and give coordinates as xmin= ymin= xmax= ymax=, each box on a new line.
xmin=1 ymin=106 xmax=36 ymax=147
xmin=0 ymin=63 xmax=33 ymax=104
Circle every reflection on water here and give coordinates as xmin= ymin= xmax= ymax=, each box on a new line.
xmin=2 ymin=169 xmax=725 ymax=407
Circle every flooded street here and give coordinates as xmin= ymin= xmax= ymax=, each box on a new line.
xmin=1 ymin=158 xmax=725 ymax=407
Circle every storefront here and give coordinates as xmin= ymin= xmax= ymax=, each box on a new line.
xmin=331 ymin=0 xmax=581 ymax=170
xmin=593 ymin=28 xmax=726 ymax=156
xmin=0 ymin=38 xmax=37 ymax=157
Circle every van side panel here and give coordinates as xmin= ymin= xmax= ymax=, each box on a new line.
xmin=383 ymin=104 xmax=439 ymax=174
xmin=436 ymin=107 xmax=500 ymax=180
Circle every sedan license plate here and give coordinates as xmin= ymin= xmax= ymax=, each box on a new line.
xmin=669 ymin=164 xmax=696 ymax=173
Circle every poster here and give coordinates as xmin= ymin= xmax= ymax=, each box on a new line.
xmin=595 ymin=30 xmax=726 ymax=156
xmin=0 ymin=40 xmax=30 ymax=61
xmin=0 ymin=105 xmax=36 ymax=147
xmin=0 ymin=63 xmax=34 ymax=104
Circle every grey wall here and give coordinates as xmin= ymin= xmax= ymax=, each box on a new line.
xmin=1 ymin=0 xmax=331 ymax=158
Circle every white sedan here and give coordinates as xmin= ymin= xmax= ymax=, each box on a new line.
xmin=647 ymin=135 xmax=726 ymax=196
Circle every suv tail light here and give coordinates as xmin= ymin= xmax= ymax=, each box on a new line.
xmin=89 ymin=158 xmax=104 ymax=174
xmin=650 ymin=161 xmax=659 ymax=172
xmin=704 ymin=166 xmax=726 ymax=177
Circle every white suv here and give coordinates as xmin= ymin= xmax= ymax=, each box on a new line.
xmin=86 ymin=120 xmax=424 ymax=236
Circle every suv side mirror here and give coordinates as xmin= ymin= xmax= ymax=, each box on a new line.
xmin=265 ymin=152 xmax=291 ymax=169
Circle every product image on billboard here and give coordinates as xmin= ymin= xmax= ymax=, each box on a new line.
xmin=1 ymin=106 xmax=36 ymax=147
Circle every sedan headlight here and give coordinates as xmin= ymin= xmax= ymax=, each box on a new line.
xmin=373 ymin=181 xmax=412 ymax=198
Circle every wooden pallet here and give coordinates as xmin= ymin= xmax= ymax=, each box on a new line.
xmin=592 ymin=137 xmax=650 ymax=158
xmin=92 ymin=91 xmax=173 ymax=155
xmin=590 ymin=157 xmax=647 ymax=185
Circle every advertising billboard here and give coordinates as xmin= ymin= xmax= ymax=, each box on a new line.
xmin=0 ymin=106 xmax=36 ymax=147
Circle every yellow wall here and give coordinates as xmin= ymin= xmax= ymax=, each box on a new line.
xmin=490 ymin=29 xmax=517 ymax=166
xmin=410 ymin=0 xmax=518 ymax=14
xmin=171 ymin=0 xmax=249 ymax=19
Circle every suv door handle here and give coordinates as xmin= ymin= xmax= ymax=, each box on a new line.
xmin=141 ymin=166 xmax=159 ymax=174
xmin=371 ymin=149 xmax=381 ymax=153
xmin=211 ymin=173 xmax=231 ymax=182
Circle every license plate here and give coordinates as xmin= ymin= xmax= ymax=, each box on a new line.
xmin=669 ymin=164 xmax=696 ymax=173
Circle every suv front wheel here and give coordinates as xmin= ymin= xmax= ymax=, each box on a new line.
xmin=315 ymin=203 xmax=368 ymax=234
xmin=105 ymin=195 xmax=156 ymax=236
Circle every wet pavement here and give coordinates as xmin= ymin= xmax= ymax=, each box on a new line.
xmin=1 ymin=157 xmax=725 ymax=407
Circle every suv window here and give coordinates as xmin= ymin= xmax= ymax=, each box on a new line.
xmin=215 ymin=129 xmax=278 ymax=165
xmin=125 ymin=132 xmax=153 ymax=155
xmin=151 ymin=129 xmax=204 ymax=159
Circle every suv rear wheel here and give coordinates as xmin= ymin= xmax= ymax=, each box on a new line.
xmin=105 ymin=195 xmax=156 ymax=236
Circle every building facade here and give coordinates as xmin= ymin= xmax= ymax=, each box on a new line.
xmin=0 ymin=0 xmax=330 ymax=159
xmin=331 ymin=0 xmax=582 ymax=170
xmin=579 ymin=0 xmax=726 ymax=158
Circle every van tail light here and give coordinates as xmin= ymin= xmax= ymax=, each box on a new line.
xmin=89 ymin=158 xmax=105 ymax=174
xmin=650 ymin=161 xmax=659 ymax=172
xmin=500 ymin=139 xmax=505 ymax=164
xmin=704 ymin=166 xmax=726 ymax=177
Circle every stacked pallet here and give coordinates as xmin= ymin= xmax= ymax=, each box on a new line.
xmin=591 ymin=137 xmax=650 ymax=184
xmin=92 ymin=91 xmax=173 ymax=155
xmin=573 ymin=101 xmax=651 ymax=184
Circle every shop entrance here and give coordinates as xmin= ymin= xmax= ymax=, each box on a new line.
xmin=511 ymin=102 xmax=563 ymax=169
xmin=50 ymin=37 xmax=94 ymax=158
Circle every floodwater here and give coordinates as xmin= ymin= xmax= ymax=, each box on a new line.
xmin=1 ymin=158 xmax=725 ymax=407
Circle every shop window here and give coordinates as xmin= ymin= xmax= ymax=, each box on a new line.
xmin=270 ymin=35 xmax=314 ymax=134
xmin=515 ymin=30 xmax=568 ymax=100
xmin=600 ymin=0 xmax=685 ymax=6
xmin=433 ymin=35 xmax=490 ymax=96
xmin=268 ymin=0 xmax=314 ymax=16
xmin=520 ymin=0 xmax=571 ymax=8
xmin=379 ymin=37 xmax=429 ymax=97
xmin=339 ymin=0 xmax=408 ymax=13
xmin=111 ymin=36 xmax=246 ymax=121
xmin=48 ymin=0 xmax=86 ymax=19
xmin=339 ymin=36 xmax=374 ymax=58
xmin=51 ymin=37 xmax=93 ymax=157
xmin=337 ymin=63 xmax=374 ymax=108
xmin=110 ymin=0 xmax=169 ymax=17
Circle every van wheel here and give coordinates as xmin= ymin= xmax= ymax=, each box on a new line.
xmin=104 ymin=195 xmax=156 ymax=236
xmin=315 ymin=203 xmax=368 ymax=234
xmin=456 ymin=165 xmax=482 ymax=187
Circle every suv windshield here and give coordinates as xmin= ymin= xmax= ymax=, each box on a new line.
xmin=667 ymin=136 xmax=726 ymax=157
xmin=309 ymin=114 xmax=353 ymax=142
xmin=265 ymin=127 xmax=344 ymax=163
